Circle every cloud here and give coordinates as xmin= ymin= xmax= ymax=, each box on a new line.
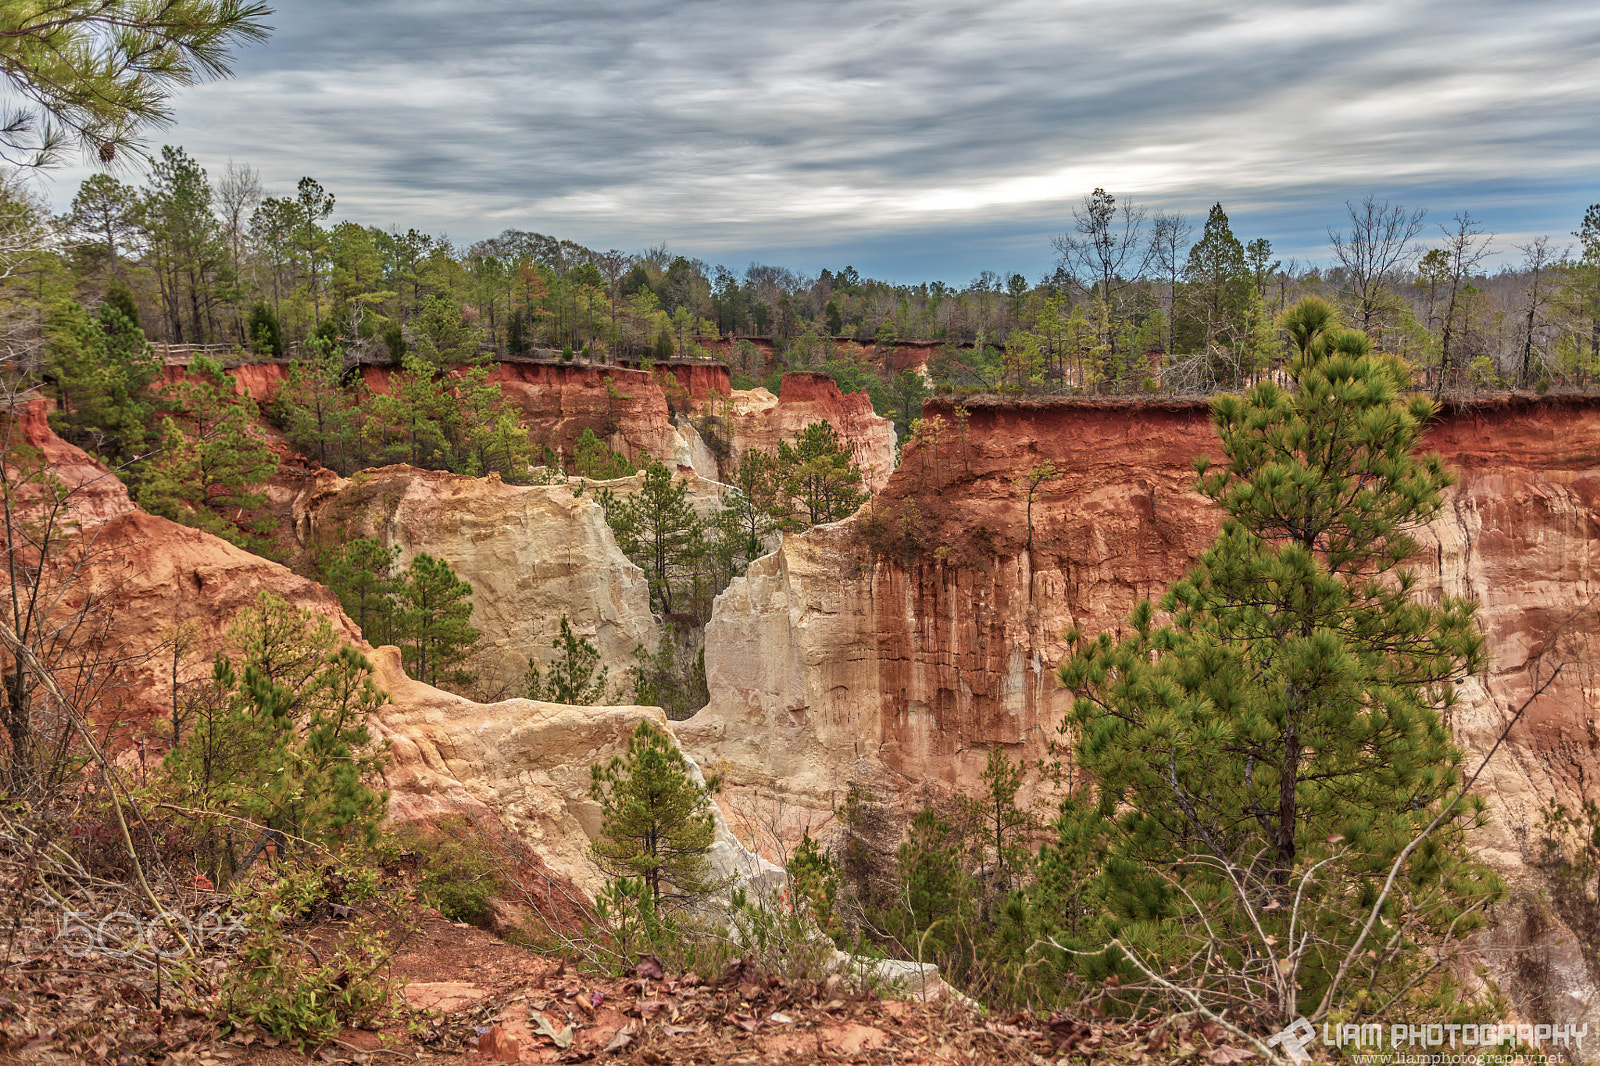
xmin=39 ymin=0 xmax=1600 ymax=280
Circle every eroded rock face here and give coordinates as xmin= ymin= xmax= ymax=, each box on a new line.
xmin=368 ymin=644 xmax=771 ymax=896
xmin=299 ymin=465 xmax=660 ymax=693
xmin=683 ymin=394 xmax=1600 ymax=1036
xmin=691 ymin=398 xmax=1600 ymax=826
xmin=724 ymin=374 xmax=898 ymax=493
xmin=8 ymin=400 xmax=136 ymax=527
xmin=681 ymin=400 xmax=1224 ymax=828
xmin=18 ymin=415 xmax=763 ymax=905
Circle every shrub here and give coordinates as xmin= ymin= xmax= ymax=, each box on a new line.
xmin=221 ymin=864 xmax=411 ymax=1048
xmin=391 ymin=818 xmax=506 ymax=928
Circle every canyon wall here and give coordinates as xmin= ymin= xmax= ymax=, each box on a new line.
xmin=296 ymin=464 xmax=664 ymax=692
xmin=723 ymin=373 xmax=898 ymax=493
xmin=11 ymin=408 xmax=766 ymax=902
xmin=683 ymin=396 xmax=1600 ymax=852
xmin=165 ymin=355 xmax=892 ymax=488
xmin=680 ymin=393 xmax=1600 ymax=1032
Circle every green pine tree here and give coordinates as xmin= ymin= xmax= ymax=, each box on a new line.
xmin=602 ymin=462 xmax=704 ymax=615
xmin=279 ymin=334 xmax=361 ymax=473
xmin=44 ymin=296 xmax=161 ymax=462
xmin=163 ymin=592 xmax=389 ymax=882
xmin=321 ymin=538 xmax=401 ymax=647
xmin=1056 ymin=296 xmax=1499 ymax=1017
xmin=776 ymin=420 xmax=869 ymax=526
xmin=1178 ymin=202 xmax=1250 ymax=354
xmin=396 ymin=552 xmax=479 ymax=689
xmin=589 ymin=719 xmax=723 ymax=904
xmin=571 ymin=427 xmax=636 ymax=480
xmin=137 ymin=354 xmax=278 ymax=549
xmin=525 ymin=615 xmax=609 ymax=705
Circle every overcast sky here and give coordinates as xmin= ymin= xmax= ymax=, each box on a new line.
xmin=43 ymin=0 xmax=1600 ymax=284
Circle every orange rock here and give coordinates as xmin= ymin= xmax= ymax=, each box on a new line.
xmin=477 ymin=1024 xmax=520 ymax=1062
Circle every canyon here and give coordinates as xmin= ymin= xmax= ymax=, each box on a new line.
xmin=16 ymin=365 xmax=1600 ymax=1038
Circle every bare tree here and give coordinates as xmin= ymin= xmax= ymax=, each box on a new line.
xmin=1433 ymin=212 xmax=1495 ymax=396
xmin=1513 ymin=236 xmax=1564 ymax=387
xmin=0 ymin=400 xmax=140 ymax=797
xmin=1329 ymin=197 xmax=1427 ymax=342
xmin=216 ymin=159 xmax=261 ymax=343
xmin=1150 ymin=210 xmax=1192 ymax=354
xmin=1052 ymin=189 xmax=1155 ymax=359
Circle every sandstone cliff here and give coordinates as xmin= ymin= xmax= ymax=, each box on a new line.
xmin=368 ymin=644 xmax=771 ymax=896
xmin=15 ymin=413 xmax=765 ymax=906
xmin=297 ymin=464 xmax=661 ymax=693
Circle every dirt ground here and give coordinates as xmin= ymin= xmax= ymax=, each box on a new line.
xmin=1 ymin=909 xmax=1268 ymax=1066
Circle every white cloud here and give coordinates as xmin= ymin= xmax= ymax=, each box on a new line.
xmin=33 ymin=0 xmax=1600 ymax=279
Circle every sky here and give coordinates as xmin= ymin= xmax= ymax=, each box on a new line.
xmin=41 ymin=0 xmax=1600 ymax=285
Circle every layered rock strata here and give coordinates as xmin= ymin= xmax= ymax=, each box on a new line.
xmin=685 ymin=397 xmax=1600 ymax=852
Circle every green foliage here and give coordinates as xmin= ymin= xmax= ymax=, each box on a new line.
xmin=787 ymin=830 xmax=843 ymax=943
xmin=570 ymin=427 xmax=636 ymax=480
xmin=886 ymin=808 xmax=972 ymax=959
xmin=601 ymin=461 xmax=704 ymax=615
xmin=221 ymin=864 xmax=409 ymax=1048
xmin=776 ymin=420 xmax=869 ymax=526
xmin=393 ymin=817 xmax=507 ymax=928
xmin=1055 ymin=297 xmax=1498 ymax=1017
xmin=360 ymin=352 xmax=458 ymax=469
xmin=321 ymin=537 xmax=401 ymax=647
xmin=136 ymin=354 xmax=279 ymax=550
xmin=320 ymin=540 xmax=480 ymax=692
xmin=278 ymin=335 xmax=362 ymax=472
xmin=927 ymin=340 xmax=1004 ymax=392
xmin=884 ymin=367 xmax=932 ymax=439
xmin=1536 ymin=797 xmax=1600 ymax=946
xmin=44 ymin=296 xmax=161 ymax=463
xmin=721 ymin=448 xmax=783 ymax=558
xmin=956 ymin=747 xmax=1036 ymax=889
xmin=396 ymin=552 xmax=479 ymax=689
xmin=589 ymin=719 xmax=722 ymax=904
xmin=248 ymin=303 xmax=284 ymax=356
xmin=525 ymin=615 xmax=610 ymax=705
xmin=1179 ymin=202 xmax=1251 ymax=352
xmin=627 ymin=628 xmax=708 ymax=721
xmin=162 ymin=592 xmax=391 ymax=880
xmin=0 ymin=1 xmax=271 ymax=169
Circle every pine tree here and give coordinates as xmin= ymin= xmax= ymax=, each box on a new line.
xmin=722 ymin=448 xmax=783 ymax=557
xmin=44 ymin=296 xmax=161 ymax=461
xmin=602 ymin=462 xmax=704 ymax=615
xmin=571 ymin=427 xmax=637 ymax=480
xmin=0 ymin=1 xmax=270 ymax=169
xmin=1178 ymin=202 xmax=1250 ymax=353
xmin=396 ymin=552 xmax=479 ymax=689
xmin=1056 ymin=296 xmax=1498 ymax=1013
xmin=525 ymin=615 xmax=609 ymax=705
xmin=137 ymin=354 xmax=278 ymax=548
xmin=589 ymin=719 xmax=722 ymax=904
xmin=279 ymin=335 xmax=361 ymax=473
xmin=163 ymin=592 xmax=389 ymax=881
xmin=322 ymin=538 xmax=401 ymax=647
xmin=776 ymin=420 xmax=869 ymax=526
